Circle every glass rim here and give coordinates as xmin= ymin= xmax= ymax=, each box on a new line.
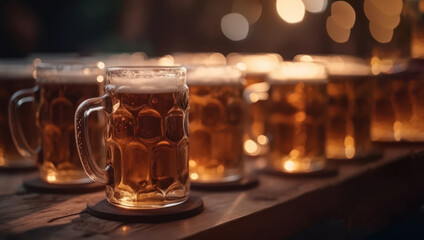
xmin=36 ymin=62 xmax=100 ymax=71
xmin=107 ymin=66 xmax=186 ymax=72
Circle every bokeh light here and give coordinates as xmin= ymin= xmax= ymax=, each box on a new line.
xmin=372 ymin=0 xmax=403 ymax=16
xmin=364 ymin=0 xmax=403 ymax=43
xmin=369 ymin=21 xmax=394 ymax=43
xmin=331 ymin=1 xmax=356 ymax=29
xmin=232 ymin=0 xmax=262 ymax=24
xmin=302 ymin=0 xmax=328 ymax=14
xmin=326 ymin=16 xmax=351 ymax=43
xmin=364 ymin=0 xmax=400 ymax=29
xmin=221 ymin=13 xmax=249 ymax=41
xmin=276 ymin=0 xmax=305 ymax=24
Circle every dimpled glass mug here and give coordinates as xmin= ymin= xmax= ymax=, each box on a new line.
xmin=75 ymin=66 xmax=190 ymax=209
xmin=9 ymin=63 xmax=104 ymax=183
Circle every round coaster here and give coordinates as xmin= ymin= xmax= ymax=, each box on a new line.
xmin=260 ymin=164 xmax=338 ymax=178
xmin=327 ymin=151 xmax=383 ymax=164
xmin=190 ymin=175 xmax=259 ymax=191
xmin=23 ymin=177 xmax=104 ymax=194
xmin=0 ymin=164 xmax=37 ymax=172
xmin=86 ymin=195 xmax=204 ymax=223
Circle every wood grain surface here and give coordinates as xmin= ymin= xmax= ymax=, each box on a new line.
xmin=0 ymin=145 xmax=423 ymax=239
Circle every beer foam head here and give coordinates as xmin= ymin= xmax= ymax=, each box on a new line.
xmin=295 ymin=54 xmax=372 ymax=77
xmin=186 ymin=65 xmax=243 ymax=85
xmin=267 ymin=62 xmax=328 ymax=84
xmin=0 ymin=60 xmax=34 ymax=79
xmin=106 ymin=66 xmax=187 ymax=93
xmin=36 ymin=63 xmax=103 ymax=84
xmin=226 ymin=53 xmax=283 ymax=75
xmin=172 ymin=52 xmax=226 ymax=66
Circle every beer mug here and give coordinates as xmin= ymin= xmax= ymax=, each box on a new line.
xmin=265 ymin=62 xmax=328 ymax=173
xmin=187 ymin=65 xmax=245 ymax=183
xmin=296 ymin=55 xmax=374 ymax=159
xmin=0 ymin=61 xmax=36 ymax=168
xmin=227 ymin=53 xmax=282 ymax=156
xmin=9 ymin=63 xmax=104 ymax=183
xmin=75 ymin=66 xmax=189 ymax=209
xmin=371 ymin=59 xmax=424 ymax=142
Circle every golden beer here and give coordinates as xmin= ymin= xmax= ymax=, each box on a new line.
xmin=36 ymin=83 xmax=104 ymax=183
xmin=187 ymin=66 xmax=244 ymax=182
xmin=10 ymin=63 xmax=104 ymax=183
xmin=296 ymin=55 xmax=374 ymax=159
xmin=76 ymin=67 xmax=189 ymax=209
xmin=0 ymin=62 xmax=36 ymax=167
xmin=227 ymin=53 xmax=282 ymax=156
xmin=371 ymin=59 xmax=424 ymax=142
xmin=266 ymin=62 xmax=328 ymax=173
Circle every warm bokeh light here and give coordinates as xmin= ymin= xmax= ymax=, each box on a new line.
xmin=221 ymin=13 xmax=249 ymax=41
xmin=344 ymin=136 xmax=355 ymax=159
xmin=364 ymin=0 xmax=400 ymax=29
xmin=190 ymin=173 xmax=199 ymax=180
xmin=244 ymin=139 xmax=259 ymax=155
xmin=372 ymin=0 xmax=403 ymax=16
xmin=369 ymin=21 xmax=394 ymax=43
xmin=364 ymin=0 xmax=402 ymax=43
xmin=302 ymin=0 xmax=328 ymax=13
xmin=232 ymin=0 xmax=263 ymax=24
xmin=96 ymin=75 xmax=104 ymax=83
xmin=276 ymin=0 xmax=305 ymax=24
xmin=326 ymin=16 xmax=351 ymax=43
xmin=331 ymin=1 xmax=356 ymax=29
xmin=97 ymin=61 xmax=105 ymax=70
xmin=257 ymin=135 xmax=269 ymax=145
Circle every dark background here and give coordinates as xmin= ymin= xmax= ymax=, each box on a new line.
xmin=1 ymin=0 xmax=409 ymax=60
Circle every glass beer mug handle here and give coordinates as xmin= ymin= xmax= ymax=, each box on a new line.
xmin=8 ymin=87 xmax=37 ymax=159
xmin=75 ymin=96 xmax=109 ymax=185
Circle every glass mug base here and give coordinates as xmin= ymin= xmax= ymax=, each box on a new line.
xmin=105 ymin=186 xmax=189 ymax=209
xmin=270 ymin=157 xmax=326 ymax=174
xmin=40 ymin=167 xmax=92 ymax=184
xmin=190 ymin=170 xmax=243 ymax=183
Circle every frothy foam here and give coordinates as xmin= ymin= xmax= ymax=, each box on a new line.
xmin=0 ymin=61 xmax=34 ymax=79
xmin=295 ymin=55 xmax=371 ymax=76
xmin=186 ymin=66 xmax=243 ymax=85
xmin=106 ymin=67 xmax=187 ymax=94
xmin=267 ymin=62 xmax=328 ymax=84
xmin=173 ymin=52 xmax=226 ymax=66
xmin=36 ymin=63 xmax=103 ymax=84
xmin=227 ymin=53 xmax=283 ymax=75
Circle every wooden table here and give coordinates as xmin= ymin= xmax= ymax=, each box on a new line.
xmin=1 ymin=145 xmax=424 ymax=239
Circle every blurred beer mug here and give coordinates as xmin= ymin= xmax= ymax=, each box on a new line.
xmin=265 ymin=62 xmax=328 ymax=173
xmin=227 ymin=53 xmax=282 ymax=157
xmin=0 ymin=60 xmax=36 ymax=168
xmin=296 ymin=55 xmax=374 ymax=160
xmin=370 ymin=58 xmax=423 ymax=142
xmin=187 ymin=65 xmax=245 ymax=183
xmin=75 ymin=66 xmax=189 ymax=209
xmin=9 ymin=63 xmax=105 ymax=183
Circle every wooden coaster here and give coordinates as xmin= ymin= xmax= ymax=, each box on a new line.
xmin=86 ymin=195 xmax=204 ymax=223
xmin=0 ymin=164 xmax=37 ymax=172
xmin=260 ymin=164 xmax=338 ymax=178
xmin=23 ymin=177 xmax=104 ymax=194
xmin=190 ymin=175 xmax=259 ymax=191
